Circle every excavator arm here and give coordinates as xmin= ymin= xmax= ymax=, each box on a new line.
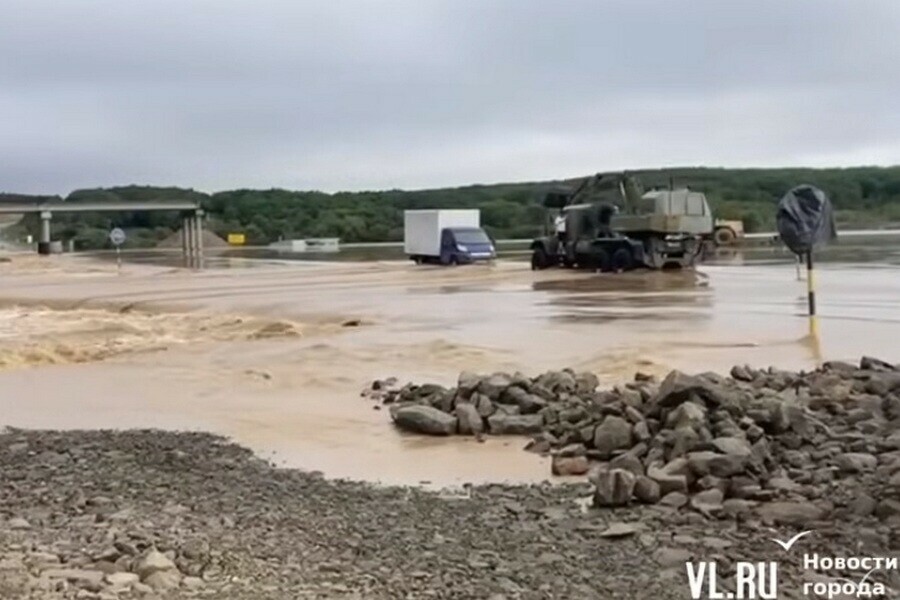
xmin=548 ymin=172 xmax=643 ymax=212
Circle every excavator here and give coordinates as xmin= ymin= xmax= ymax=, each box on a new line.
xmin=530 ymin=172 xmax=713 ymax=271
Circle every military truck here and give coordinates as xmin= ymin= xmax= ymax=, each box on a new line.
xmin=530 ymin=172 xmax=713 ymax=271
xmin=710 ymin=219 xmax=745 ymax=246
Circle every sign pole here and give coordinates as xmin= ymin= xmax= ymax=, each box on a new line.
xmin=806 ymin=251 xmax=817 ymax=335
xmin=116 ymin=246 xmax=122 ymax=275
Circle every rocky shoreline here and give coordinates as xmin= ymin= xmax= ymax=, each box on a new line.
xmin=2 ymin=358 xmax=899 ymax=599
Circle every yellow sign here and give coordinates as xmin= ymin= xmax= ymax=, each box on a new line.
xmin=227 ymin=233 xmax=246 ymax=245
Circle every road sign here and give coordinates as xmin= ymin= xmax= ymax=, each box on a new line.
xmin=109 ymin=228 xmax=126 ymax=246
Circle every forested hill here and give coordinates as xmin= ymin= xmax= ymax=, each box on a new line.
xmin=6 ymin=166 xmax=900 ymax=249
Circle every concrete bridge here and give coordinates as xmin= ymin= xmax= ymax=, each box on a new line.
xmin=0 ymin=199 xmax=206 ymax=267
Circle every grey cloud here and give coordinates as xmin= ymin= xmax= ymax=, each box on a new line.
xmin=1 ymin=0 xmax=899 ymax=194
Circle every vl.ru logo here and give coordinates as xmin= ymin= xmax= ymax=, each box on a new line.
xmin=684 ymin=530 xmax=806 ymax=599
xmin=686 ymin=561 xmax=778 ymax=599
xmin=683 ymin=529 xmax=891 ymax=599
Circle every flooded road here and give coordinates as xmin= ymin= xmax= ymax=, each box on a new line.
xmin=0 ymin=244 xmax=898 ymax=486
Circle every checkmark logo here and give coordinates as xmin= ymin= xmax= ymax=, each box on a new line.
xmin=771 ymin=530 xmax=812 ymax=551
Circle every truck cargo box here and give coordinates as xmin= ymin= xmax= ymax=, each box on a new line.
xmin=403 ymin=210 xmax=481 ymax=258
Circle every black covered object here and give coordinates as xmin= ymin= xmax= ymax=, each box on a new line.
xmin=776 ymin=184 xmax=837 ymax=255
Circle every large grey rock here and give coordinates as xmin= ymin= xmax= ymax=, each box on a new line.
xmin=41 ymin=569 xmax=104 ymax=592
xmin=756 ymin=501 xmax=826 ymax=526
xmin=393 ymin=405 xmax=458 ymax=435
xmin=848 ymin=494 xmax=878 ymax=517
xmin=502 ymin=386 xmax=547 ymax=413
xmin=487 ymin=414 xmax=543 ymax=435
xmin=551 ymin=455 xmax=589 ymax=476
xmin=473 ymin=392 xmax=496 ymax=417
xmin=499 ymin=385 xmax=529 ymax=405
xmin=875 ymin=499 xmax=900 ymax=521
xmin=457 ymin=371 xmax=481 ymax=396
xmin=105 ymin=572 xmax=140 ymax=590
xmin=7 ymin=517 xmax=30 ymax=529
xmin=431 ymin=388 xmax=455 ymax=412
xmin=559 ymin=408 xmax=587 ymax=426
xmin=624 ymin=405 xmax=644 ymax=424
xmin=861 ymin=356 xmax=897 ymax=371
xmin=883 ymin=431 xmax=900 ymax=451
xmin=647 ymin=464 xmax=689 ymax=496
xmin=633 ymin=476 xmax=661 ymax=504
xmin=575 ymin=372 xmax=600 ymax=394
xmin=690 ymin=489 xmax=724 ymax=516
xmin=455 ymin=403 xmax=484 ymax=435
xmin=665 ymin=402 xmax=707 ymax=430
xmin=518 ymin=393 xmax=548 ymax=414
xmin=668 ymin=427 xmax=701 ymax=459
xmin=835 ymin=452 xmax=877 ymax=473
xmin=144 ymin=570 xmax=181 ymax=591
xmin=633 ymin=421 xmax=651 ymax=442
xmin=730 ymin=365 xmax=755 ymax=382
xmin=711 ymin=437 xmax=752 ymax=457
xmin=609 ymin=453 xmax=644 ymax=477
xmin=495 ymin=403 xmax=521 ymax=416
xmin=722 ymin=498 xmax=755 ymax=518
xmin=592 ymin=416 xmax=633 ymax=459
xmin=599 ymin=522 xmax=638 ymax=538
xmin=745 ymin=396 xmax=793 ymax=433
xmin=135 ymin=549 xmax=178 ymax=581
xmin=592 ymin=468 xmax=636 ymax=507
xmin=687 ymin=451 xmax=746 ymax=478
xmin=413 ymin=383 xmax=447 ymax=402
xmin=537 ymin=370 xmax=577 ymax=393
xmin=477 ymin=373 xmax=513 ymax=401
xmin=659 ymin=491 xmax=689 ymax=508
xmin=655 ymin=547 xmax=693 ymax=568
xmin=653 ymin=370 xmax=725 ymax=409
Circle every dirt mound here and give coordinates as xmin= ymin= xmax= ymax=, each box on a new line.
xmin=156 ymin=228 xmax=229 ymax=249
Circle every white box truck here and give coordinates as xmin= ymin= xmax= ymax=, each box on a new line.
xmin=404 ymin=210 xmax=496 ymax=265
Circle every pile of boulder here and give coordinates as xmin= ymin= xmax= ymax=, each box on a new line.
xmin=366 ymin=357 xmax=900 ymax=522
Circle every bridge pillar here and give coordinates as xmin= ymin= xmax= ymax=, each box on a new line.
xmin=181 ymin=214 xmax=190 ymax=268
xmin=194 ymin=210 xmax=204 ymax=270
xmin=38 ymin=211 xmax=52 ymax=255
xmin=179 ymin=211 xmax=204 ymax=269
xmin=183 ymin=214 xmax=196 ymax=269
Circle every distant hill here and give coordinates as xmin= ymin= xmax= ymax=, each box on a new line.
xmin=4 ymin=167 xmax=900 ymax=249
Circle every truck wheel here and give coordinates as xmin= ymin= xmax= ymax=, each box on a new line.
xmin=590 ymin=248 xmax=611 ymax=273
xmin=449 ymin=255 xmax=459 ymax=266
xmin=412 ymin=256 xmax=422 ymax=265
xmin=714 ymin=227 xmax=736 ymax=246
xmin=531 ymin=247 xmax=550 ymax=270
xmin=611 ymin=248 xmax=634 ymax=272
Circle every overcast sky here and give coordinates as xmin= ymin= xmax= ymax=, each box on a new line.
xmin=2 ymin=0 xmax=899 ymax=195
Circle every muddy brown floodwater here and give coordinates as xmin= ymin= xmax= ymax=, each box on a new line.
xmin=0 ymin=247 xmax=898 ymax=487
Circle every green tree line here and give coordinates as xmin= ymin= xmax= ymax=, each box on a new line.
xmin=4 ymin=166 xmax=900 ymax=249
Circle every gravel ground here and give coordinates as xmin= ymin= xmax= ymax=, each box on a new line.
xmin=2 ymin=428 xmax=898 ymax=599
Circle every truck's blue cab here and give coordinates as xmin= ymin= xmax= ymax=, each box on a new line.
xmin=439 ymin=227 xmax=496 ymax=265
